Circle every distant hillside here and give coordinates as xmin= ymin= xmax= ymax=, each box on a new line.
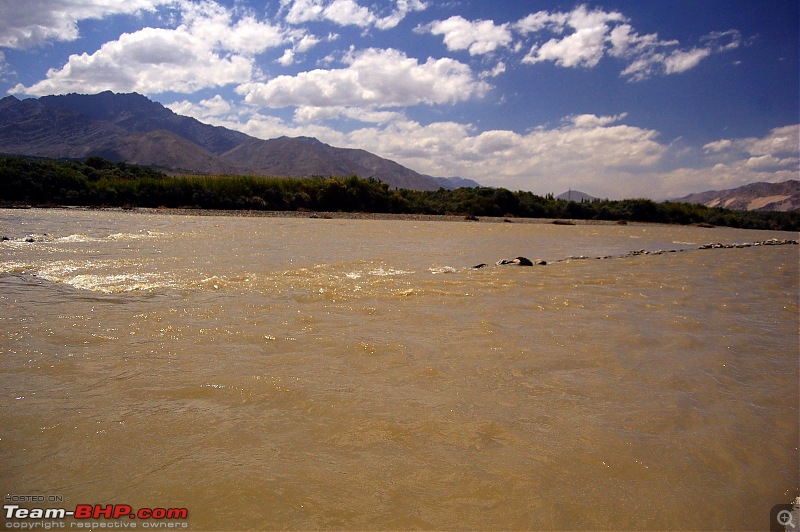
xmin=93 ymin=130 xmax=247 ymax=175
xmin=675 ymin=180 xmax=800 ymax=212
xmin=220 ymin=136 xmax=444 ymax=190
xmin=0 ymin=91 xmax=475 ymax=191
xmin=430 ymin=176 xmax=482 ymax=189
xmin=556 ymin=189 xmax=598 ymax=202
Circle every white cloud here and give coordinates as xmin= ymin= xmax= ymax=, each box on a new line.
xmin=521 ymin=6 xmax=626 ymax=68
xmin=703 ymin=125 xmax=799 ymax=161
xmin=166 ymin=94 xmax=232 ymax=118
xmin=276 ymin=32 xmax=326 ymax=66
xmin=323 ymin=0 xmax=375 ymax=27
xmin=340 ymin=118 xmax=798 ymax=198
xmin=0 ymin=0 xmax=175 ymax=49
xmin=514 ymin=11 xmax=568 ymax=35
xmin=334 ymin=112 xmax=667 ymax=196
xmin=663 ymin=48 xmax=711 ymax=74
xmin=375 ymin=0 xmax=427 ymax=30
xmin=480 ymin=61 xmax=506 ymax=79
xmin=167 ymin=1 xmax=287 ymax=55
xmin=515 ymin=5 xmax=741 ymax=81
xmin=744 ymin=154 xmax=783 ymax=170
xmin=654 ymin=125 xmax=800 ymax=196
xmin=12 ymin=26 xmax=253 ymax=95
xmin=165 ymin=92 xmax=799 ymax=198
xmin=10 ymin=1 xmax=291 ymax=96
xmin=237 ymin=47 xmax=490 ymax=108
xmin=703 ymin=139 xmax=733 ymax=153
xmin=421 ymin=16 xmax=513 ymax=56
xmin=619 ymin=29 xmax=740 ymax=81
xmin=569 ymin=113 xmax=628 ymax=128
xmin=295 ymin=34 xmax=321 ymax=53
xmin=280 ymin=0 xmax=425 ymax=30
xmin=278 ymin=49 xmax=296 ymax=65
xmin=293 ymin=105 xmax=403 ymax=124
xmin=281 ymin=0 xmax=325 ymax=25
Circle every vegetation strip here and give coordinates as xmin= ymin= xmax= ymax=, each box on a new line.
xmin=1 ymin=155 xmax=798 ymax=231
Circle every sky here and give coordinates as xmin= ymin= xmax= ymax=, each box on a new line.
xmin=0 ymin=0 xmax=798 ymax=199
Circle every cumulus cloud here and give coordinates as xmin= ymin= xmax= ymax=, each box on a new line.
xmin=277 ymin=49 xmax=296 ymax=66
xmin=480 ymin=61 xmax=506 ymax=79
xmin=521 ymin=5 xmax=624 ymax=68
xmin=334 ymin=112 xmax=668 ymax=196
xmin=237 ymin=47 xmax=490 ymax=108
xmin=166 ymin=90 xmax=799 ymax=198
xmin=655 ymin=127 xmax=799 ymax=196
xmin=420 ymin=16 xmax=513 ymax=56
xmin=569 ymin=113 xmax=628 ymax=128
xmin=702 ymin=125 xmax=799 ymax=165
xmin=322 ymin=0 xmax=375 ymax=27
xmin=10 ymin=1 xmax=291 ymax=96
xmin=375 ymin=0 xmax=428 ymax=30
xmin=281 ymin=0 xmax=325 ymax=24
xmin=180 ymin=1 xmax=287 ymax=54
xmin=293 ymin=105 xmax=403 ymax=124
xmin=0 ymin=0 xmax=175 ymax=49
xmin=280 ymin=0 xmax=426 ymax=29
xmin=342 ymin=118 xmax=798 ymax=198
xmin=511 ymin=5 xmax=741 ymax=80
xmin=166 ymin=94 xmax=232 ymax=119
xmin=295 ymin=33 xmax=322 ymax=52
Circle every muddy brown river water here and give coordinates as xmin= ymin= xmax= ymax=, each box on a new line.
xmin=1 ymin=208 xmax=798 ymax=530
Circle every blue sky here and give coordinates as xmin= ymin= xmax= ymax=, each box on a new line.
xmin=0 ymin=0 xmax=797 ymax=198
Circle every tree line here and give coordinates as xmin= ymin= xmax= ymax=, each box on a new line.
xmin=1 ymin=155 xmax=797 ymax=231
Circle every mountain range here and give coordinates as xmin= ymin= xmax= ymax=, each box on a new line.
xmin=674 ymin=180 xmax=800 ymax=212
xmin=0 ymin=91 xmax=478 ymax=191
xmin=0 ymin=91 xmax=796 ymax=210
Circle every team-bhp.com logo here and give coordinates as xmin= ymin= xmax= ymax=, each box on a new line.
xmin=4 ymin=504 xmax=188 ymax=526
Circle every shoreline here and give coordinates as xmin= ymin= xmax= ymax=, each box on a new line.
xmin=5 ymin=205 xmax=799 ymax=234
xmin=4 ymin=204 xmax=658 ymax=226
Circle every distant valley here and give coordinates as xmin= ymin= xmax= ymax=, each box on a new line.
xmin=0 ymin=91 xmax=478 ymax=191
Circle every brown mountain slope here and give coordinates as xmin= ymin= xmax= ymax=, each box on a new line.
xmin=93 ymin=130 xmax=248 ymax=175
xmin=220 ymin=136 xmax=441 ymax=190
xmin=674 ymin=180 xmax=800 ymax=211
xmin=1 ymin=92 xmax=462 ymax=190
xmin=40 ymin=91 xmax=250 ymax=155
xmin=0 ymin=95 xmax=124 ymax=158
xmin=221 ymin=137 xmax=360 ymax=178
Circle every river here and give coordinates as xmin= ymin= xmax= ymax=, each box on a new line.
xmin=1 ymin=208 xmax=798 ymax=530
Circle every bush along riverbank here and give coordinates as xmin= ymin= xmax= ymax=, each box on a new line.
xmin=1 ymin=155 xmax=798 ymax=231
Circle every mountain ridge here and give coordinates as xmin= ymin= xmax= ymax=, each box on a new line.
xmin=0 ymin=91 xmax=471 ymax=191
xmin=556 ymin=189 xmax=598 ymax=202
xmin=674 ymin=180 xmax=800 ymax=212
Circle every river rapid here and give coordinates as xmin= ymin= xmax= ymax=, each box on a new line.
xmin=1 ymin=208 xmax=798 ymax=530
